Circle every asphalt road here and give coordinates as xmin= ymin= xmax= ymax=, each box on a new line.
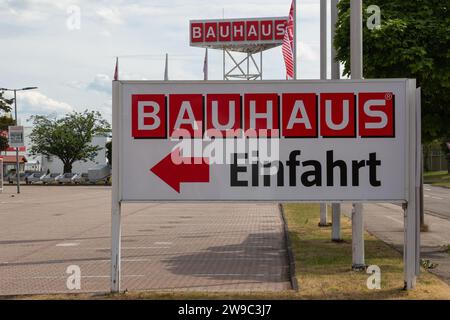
xmin=424 ymin=185 xmax=450 ymax=220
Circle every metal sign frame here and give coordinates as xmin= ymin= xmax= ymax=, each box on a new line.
xmin=223 ymin=50 xmax=263 ymax=80
xmin=111 ymin=79 xmax=419 ymax=292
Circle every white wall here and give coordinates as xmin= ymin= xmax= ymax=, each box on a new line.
xmin=23 ymin=126 xmax=43 ymax=171
xmin=41 ymin=135 xmax=108 ymax=174
xmin=5 ymin=126 xmax=108 ymax=174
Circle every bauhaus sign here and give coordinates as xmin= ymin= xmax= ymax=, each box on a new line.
xmin=114 ymin=80 xmax=415 ymax=202
xmin=190 ymin=17 xmax=288 ymax=48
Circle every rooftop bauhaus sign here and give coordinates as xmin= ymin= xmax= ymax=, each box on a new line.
xmin=113 ymin=79 xmax=416 ymax=202
xmin=190 ymin=17 xmax=288 ymax=52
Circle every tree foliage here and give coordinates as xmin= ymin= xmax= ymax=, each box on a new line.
xmin=0 ymin=134 xmax=9 ymax=152
xmin=334 ymin=0 xmax=450 ymax=143
xmin=105 ymin=140 xmax=112 ymax=166
xmin=29 ymin=110 xmax=111 ymax=173
xmin=0 ymin=91 xmax=13 ymax=113
xmin=0 ymin=116 xmax=15 ymax=152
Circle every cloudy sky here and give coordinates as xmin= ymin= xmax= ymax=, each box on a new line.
xmin=0 ymin=0 xmax=332 ymax=125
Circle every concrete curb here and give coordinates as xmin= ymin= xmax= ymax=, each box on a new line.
xmin=278 ymin=203 xmax=299 ymax=291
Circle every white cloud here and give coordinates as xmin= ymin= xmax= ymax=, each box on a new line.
xmin=0 ymin=0 xmax=71 ymax=23
xmin=299 ymin=41 xmax=318 ymax=62
xmin=1 ymin=0 xmax=325 ymax=124
xmin=95 ymin=7 xmax=123 ymax=25
xmin=87 ymin=74 xmax=112 ymax=94
xmin=19 ymin=91 xmax=74 ymax=115
xmin=86 ymin=73 xmax=148 ymax=95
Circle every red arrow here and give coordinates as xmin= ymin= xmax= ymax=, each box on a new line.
xmin=150 ymin=148 xmax=210 ymax=193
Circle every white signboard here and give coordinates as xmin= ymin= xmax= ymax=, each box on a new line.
xmin=8 ymin=126 xmax=24 ymax=148
xmin=114 ymin=80 xmax=415 ymax=202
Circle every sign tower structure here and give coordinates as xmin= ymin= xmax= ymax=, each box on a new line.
xmin=190 ymin=17 xmax=289 ymax=80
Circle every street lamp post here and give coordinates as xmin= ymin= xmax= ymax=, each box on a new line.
xmin=0 ymin=87 xmax=38 ymax=194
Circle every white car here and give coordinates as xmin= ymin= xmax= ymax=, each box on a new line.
xmin=40 ymin=173 xmax=61 ymax=184
xmin=25 ymin=172 xmax=45 ymax=184
xmin=55 ymin=173 xmax=77 ymax=184
xmin=88 ymin=164 xmax=111 ymax=184
xmin=72 ymin=173 xmax=89 ymax=184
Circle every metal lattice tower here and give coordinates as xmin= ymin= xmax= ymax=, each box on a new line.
xmin=223 ymin=50 xmax=263 ymax=80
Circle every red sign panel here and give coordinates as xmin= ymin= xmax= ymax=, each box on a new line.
xmin=190 ymin=17 xmax=288 ymax=47
xmin=131 ymin=92 xmax=395 ymax=139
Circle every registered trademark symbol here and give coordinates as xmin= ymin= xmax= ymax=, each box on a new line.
xmin=385 ymin=93 xmax=393 ymax=100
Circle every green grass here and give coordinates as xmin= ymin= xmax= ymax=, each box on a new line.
xmin=282 ymin=204 xmax=450 ymax=299
xmin=424 ymin=171 xmax=450 ymax=188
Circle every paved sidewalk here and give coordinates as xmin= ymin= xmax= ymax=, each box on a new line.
xmin=342 ymin=203 xmax=450 ymax=285
xmin=0 ymin=186 xmax=291 ymax=296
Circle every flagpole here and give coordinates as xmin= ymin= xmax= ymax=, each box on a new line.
xmin=331 ymin=0 xmax=340 ymax=79
xmin=350 ymin=0 xmax=363 ymax=79
xmin=320 ymin=0 xmax=327 ymax=80
xmin=114 ymin=57 xmax=119 ymax=81
xmin=204 ymin=48 xmax=208 ymax=81
xmin=164 ymin=53 xmax=169 ymax=81
xmin=319 ymin=0 xmax=329 ymax=230
xmin=293 ymin=0 xmax=297 ymax=80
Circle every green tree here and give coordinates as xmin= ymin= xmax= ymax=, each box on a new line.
xmin=0 ymin=116 xmax=15 ymax=152
xmin=334 ymin=0 xmax=450 ymax=143
xmin=105 ymin=140 xmax=112 ymax=166
xmin=29 ymin=110 xmax=111 ymax=173
xmin=0 ymin=132 xmax=9 ymax=152
xmin=0 ymin=91 xmax=13 ymax=113
xmin=0 ymin=91 xmax=14 ymax=152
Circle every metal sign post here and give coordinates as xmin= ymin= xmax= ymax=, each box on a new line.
xmin=320 ymin=0 xmax=327 ymax=80
xmin=415 ymin=87 xmax=422 ymax=279
xmin=331 ymin=203 xmax=342 ymax=242
xmin=350 ymin=0 xmax=365 ymax=270
xmin=404 ymin=80 xmax=418 ymax=289
xmin=8 ymin=125 xmax=24 ymax=194
xmin=0 ymin=158 xmax=3 ymax=194
xmin=111 ymin=81 xmax=121 ymax=292
xmin=331 ymin=0 xmax=340 ymax=79
xmin=319 ymin=0 xmax=330 ymax=228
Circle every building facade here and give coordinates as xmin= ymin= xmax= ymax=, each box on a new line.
xmin=1 ymin=126 xmax=108 ymax=175
xmin=40 ymin=135 xmax=108 ymax=174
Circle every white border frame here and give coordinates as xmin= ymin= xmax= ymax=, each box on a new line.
xmin=116 ymin=79 xmax=412 ymax=204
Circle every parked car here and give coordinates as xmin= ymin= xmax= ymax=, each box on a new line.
xmin=40 ymin=173 xmax=61 ymax=184
xmin=55 ymin=173 xmax=77 ymax=184
xmin=25 ymin=172 xmax=45 ymax=184
xmin=5 ymin=172 xmax=15 ymax=183
xmin=88 ymin=165 xmax=111 ymax=184
xmin=72 ymin=173 xmax=89 ymax=184
xmin=8 ymin=172 xmax=28 ymax=184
